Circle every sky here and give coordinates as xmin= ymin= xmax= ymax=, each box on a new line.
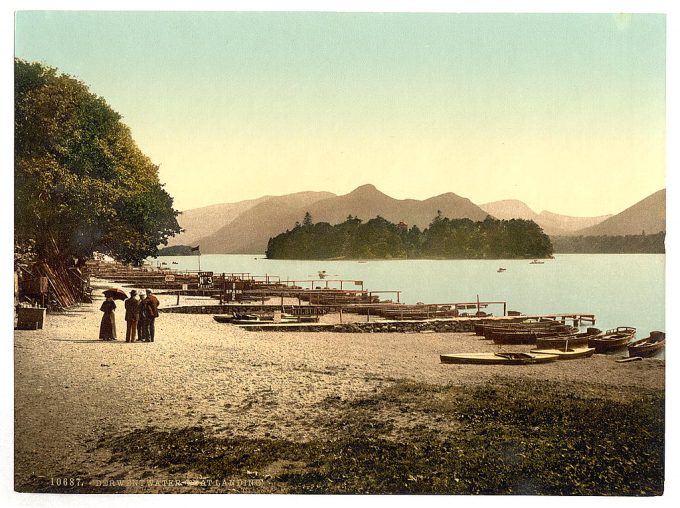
xmin=13 ymin=10 xmax=666 ymax=217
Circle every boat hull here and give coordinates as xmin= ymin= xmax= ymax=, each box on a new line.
xmin=440 ymin=352 xmax=559 ymax=365
xmin=628 ymin=332 xmax=665 ymax=357
xmin=589 ymin=327 xmax=635 ymax=353
xmin=530 ymin=347 xmax=595 ymax=360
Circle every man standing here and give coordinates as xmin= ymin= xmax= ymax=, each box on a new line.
xmin=142 ymin=288 xmax=160 ymax=342
xmin=124 ymin=289 xmax=141 ymax=342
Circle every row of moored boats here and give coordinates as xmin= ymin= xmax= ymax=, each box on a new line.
xmin=441 ymin=319 xmax=665 ymax=365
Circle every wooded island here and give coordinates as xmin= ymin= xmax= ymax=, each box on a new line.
xmin=266 ymin=213 xmax=554 ymax=260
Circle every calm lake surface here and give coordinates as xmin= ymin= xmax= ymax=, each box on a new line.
xmin=156 ymin=254 xmax=665 ymax=336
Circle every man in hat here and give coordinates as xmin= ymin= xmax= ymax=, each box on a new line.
xmin=141 ymin=289 xmax=161 ymax=342
xmin=124 ymin=290 xmax=141 ymax=343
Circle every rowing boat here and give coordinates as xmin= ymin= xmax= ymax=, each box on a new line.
xmin=489 ymin=325 xmax=578 ymax=345
xmin=440 ymin=352 xmax=559 ymax=365
xmin=535 ymin=328 xmax=602 ymax=349
xmin=589 ymin=326 xmax=636 ymax=353
xmin=628 ymin=331 xmax=665 ymax=357
xmin=530 ymin=347 xmax=595 ymax=360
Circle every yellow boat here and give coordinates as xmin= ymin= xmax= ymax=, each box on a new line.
xmin=530 ymin=347 xmax=595 ymax=360
xmin=440 ymin=352 xmax=559 ymax=365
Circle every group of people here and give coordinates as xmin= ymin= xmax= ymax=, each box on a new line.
xmin=99 ymin=289 xmax=160 ymax=342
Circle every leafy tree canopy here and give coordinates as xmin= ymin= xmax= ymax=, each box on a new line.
xmin=15 ymin=59 xmax=181 ymax=265
xmin=266 ymin=214 xmax=554 ymax=260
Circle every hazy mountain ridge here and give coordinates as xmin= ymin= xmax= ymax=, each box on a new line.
xmin=198 ymin=184 xmax=490 ymax=254
xmin=480 ymin=201 xmax=613 ymax=235
xmin=479 ymin=200 xmax=538 ymax=221
xmin=574 ymin=189 xmax=666 ymax=236
xmin=174 ymin=186 xmax=665 ymax=255
xmin=166 ymin=196 xmax=274 ymax=247
xmin=197 ymin=191 xmax=337 ymax=254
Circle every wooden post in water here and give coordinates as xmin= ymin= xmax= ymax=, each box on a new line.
xmin=176 ymin=290 xmax=180 ymax=306
xmin=339 ymin=306 xmax=343 ymax=323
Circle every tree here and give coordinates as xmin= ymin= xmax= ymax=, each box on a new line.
xmin=303 ymin=211 xmax=313 ymax=227
xmin=15 ymin=59 xmax=181 ymax=266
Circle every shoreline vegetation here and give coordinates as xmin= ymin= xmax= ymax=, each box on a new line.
xmin=551 ymin=232 xmax=665 ymax=254
xmin=156 ymin=245 xmax=201 ymax=256
xmin=266 ymin=214 xmax=553 ymax=260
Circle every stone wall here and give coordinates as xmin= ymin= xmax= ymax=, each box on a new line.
xmin=241 ymin=319 xmax=487 ymax=333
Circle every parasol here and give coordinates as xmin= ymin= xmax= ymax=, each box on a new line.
xmin=103 ymin=288 xmax=128 ymax=300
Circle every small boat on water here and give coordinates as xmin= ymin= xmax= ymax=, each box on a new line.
xmin=628 ymin=331 xmax=665 ymax=357
xmin=440 ymin=352 xmax=559 ymax=365
xmin=529 ymin=259 xmax=545 ymax=264
xmin=497 ymin=268 xmax=506 ymax=273
xmin=589 ymin=326 xmax=636 ymax=353
xmin=530 ymin=347 xmax=596 ymax=360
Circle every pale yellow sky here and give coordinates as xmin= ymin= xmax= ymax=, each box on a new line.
xmin=15 ymin=11 xmax=666 ymax=217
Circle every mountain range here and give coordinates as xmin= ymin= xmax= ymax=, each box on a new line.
xmin=478 ymin=200 xmax=613 ymax=236
xmin=166 ymin=185 xmax=666 ymax=254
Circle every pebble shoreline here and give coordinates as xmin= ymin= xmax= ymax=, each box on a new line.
xmin=14 ymin=279 xmax=665 ymax=491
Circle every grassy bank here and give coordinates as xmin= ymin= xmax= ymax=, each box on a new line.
xmin=25 ymin=377 xmax=663 ymax=495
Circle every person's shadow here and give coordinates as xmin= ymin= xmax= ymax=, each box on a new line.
xmin=49 ymin=338 xmax=130 ymax=343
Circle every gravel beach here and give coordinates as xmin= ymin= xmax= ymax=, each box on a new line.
xmin=14 ymin=278 xmax=665 ymax=494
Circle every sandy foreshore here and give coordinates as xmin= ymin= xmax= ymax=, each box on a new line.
xmin=14 ymin=278 xmax=665 ymax=494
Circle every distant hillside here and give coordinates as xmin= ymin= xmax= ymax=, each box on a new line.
xmin=536 ymin=210 xmax=613 ymax=236
xmin=198 ymin=184 xmax=491 ymax=254
xmin=480 ymin=200 xmax=538 ymax=221
xmin=197 ymin=191 xmax=337 ymax=254
xmin=576 ymin=189 xmax=666 ymax=236
xmin=480 ymin=200 xmax=611 ymax=235
xmin=166 ymin=196 xmax=273 ymax=247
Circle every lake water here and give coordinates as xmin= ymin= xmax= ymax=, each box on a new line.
xmin=155 ymin=254 xmax=665 ymax=336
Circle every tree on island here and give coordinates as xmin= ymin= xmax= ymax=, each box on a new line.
xmin=266 ymin=214 xmax=553 ymax=260
xmin=15 ymin=59 xmax=181 ymax=304
xmin=303 ymin=211 xmax=313 ymax=227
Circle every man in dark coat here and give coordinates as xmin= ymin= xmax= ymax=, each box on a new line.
xmin=141 ymin=289 xmax=160 ymax=342
xmin=124 ymin=290 xmax=140 ymax=342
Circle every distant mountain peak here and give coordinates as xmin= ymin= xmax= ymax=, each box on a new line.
xmin=348 ymin=183 xmax=380 ymax=194
xmin=479 ymin=200 xmax=538 ymax=220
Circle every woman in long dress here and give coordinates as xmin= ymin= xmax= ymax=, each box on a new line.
xmin=99 ymin=296 xmax=117 ymax=340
